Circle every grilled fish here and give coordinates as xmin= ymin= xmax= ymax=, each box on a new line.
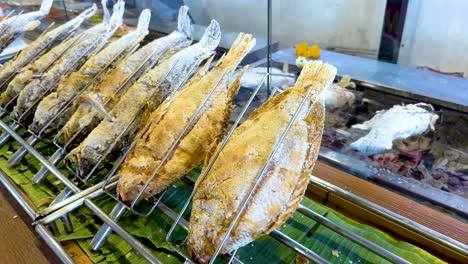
xmin=117 ymin=34 xmax=255 ymax=203
xmin=30 ymin=9 xmax=151 ymax=135
xmin=0 ymin=5 xmax=97 ymax=87
xmin=0 ymin=0 xmax=53 ymax=50
xmin=0 ymin=32 xmax=83 ymax=109
xmin=187 ymin=61 xmax=337 ymax=262
xmin=65 ymin=19 xmax=221 ymax=176
xmin=0 ymin=2 xmax=111 ymax=108
xmin=351 ymin=103 xmax=439 ymax=155
xmin=12 ymin=1 xmax=125 ymax=121
xmin=59 ymin=5 xmax=193 ymax=145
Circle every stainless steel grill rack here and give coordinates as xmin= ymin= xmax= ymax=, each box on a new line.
xmin=0 ymin=50 xmax=466 ymax=264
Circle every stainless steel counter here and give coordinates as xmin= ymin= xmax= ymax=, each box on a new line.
xmin=272 ymin=47 xmax=468 ymax=112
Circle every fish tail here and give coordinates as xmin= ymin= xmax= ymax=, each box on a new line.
xmin=295 ymin=61 xmax=337 ymax=97
xmin=101 ymin=0 xmax=110 ymax=22
xmin=40 ymin=0 xmax=53 ymax=14
xmin=199 ymin=20 xmax=221 ymax=52
xmin=136 ymin=9 xmax=151 ymax=34
xmin=109 ymin=0 xmax=125 ymax=27
xmin=177 ymin=5 xmax=192 ymax=39
xmin=216 ymin=33 xmax=256 ymax=72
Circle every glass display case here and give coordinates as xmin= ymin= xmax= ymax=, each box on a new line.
xmin=0 ymin=1 xmax=466 ymax=263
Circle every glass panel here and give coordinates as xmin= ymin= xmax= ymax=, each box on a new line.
xmin=269 ymin=0 xmax=467 ymax=221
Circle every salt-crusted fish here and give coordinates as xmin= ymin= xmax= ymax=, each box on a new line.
xmin=12 ymin=1 xmax=125 ymax=121
xmin=30 ymin=9 xmax=151 ymax=135
xmin=59 ymin=5 xmax=193 ymax=144
xmin=187 ymin=61 xmax=336 ymax=263
xmin=351 ymin=103 xmax=439 ymax=155
xmin=117 ymin=33 xmax=255 ymax=203
xmin=65 ymin=20 xmax=221 ymax=176
xmin=0 ymin=5 xmax=97 ymax=87
xmin=0 ymin=0 xmax=53 ymax=50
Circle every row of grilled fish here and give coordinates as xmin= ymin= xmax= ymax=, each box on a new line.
xmin=0 ymin=0 xmax=53 ymax=51
xmin=1 ymin=2 xmax=436 ymax=262
xmin=1 ymin=5 xmax=335 ymax=261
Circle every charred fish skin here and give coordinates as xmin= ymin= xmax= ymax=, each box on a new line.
xmin=0 ymin=5 xmax=97 ymax=87
xmin=59 ymin=5 xmax=193 ymax=145
xmin=30 ymin=9 xmax=152 ymax=135
xmin=350 ymin=103 xmax=439 ymax=155
xmin=117 ymin=33 xmax=256 ymax=204
xmin=187 ymin=61 xmax=337 ymax=262
xmin=12 ymin=1 xmax=126 ymax=121
xmin=65 ymin=20 xmax=221 ymax=177
xmin=0 ymin=0 xmax=53 ymax=49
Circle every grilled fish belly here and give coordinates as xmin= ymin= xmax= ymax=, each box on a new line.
xmin=187 ymin=61 xmax=336 ymax=263
xmin=59 ymin=6 xmax=193 ymax=145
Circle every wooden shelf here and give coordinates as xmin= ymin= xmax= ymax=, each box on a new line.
xmin=309 ymin=161 xmax=468 ymax=263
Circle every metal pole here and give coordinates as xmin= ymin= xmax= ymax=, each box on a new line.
xmin=0 ymin=119 xmax=80 ymax=193
xmin=309 ymin=176 xmax=468 ymax=257
xmin=0 ymin=169 xmax=36 ymax=218
xmin=35 ymin=224 xmax=75 ymax=264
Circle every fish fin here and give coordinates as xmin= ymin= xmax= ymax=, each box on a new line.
xmin=177 ymin=5 xmax=192 ymax=39
xmin=136 ymin=9 xmax=151 ymax=34
xmin=216 ymin=33 xmax=256 ymax=72
xmin=40 ymin=0 xmax=53 ymax=14
xmin=102 ymin=0 xmax=110 ymax=23
xmin=199 ymin=20 xmax=221 ymax=51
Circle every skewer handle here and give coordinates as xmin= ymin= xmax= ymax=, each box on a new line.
xmin=89 ymin=203 xmax=126 ymax=250
xmin=32 ymin=149 xmax=64 ymax=183
xmin=0 ymin=122 xmax=19 ymax=145
xmin=8 ymin=135 xmax=38 ymax=166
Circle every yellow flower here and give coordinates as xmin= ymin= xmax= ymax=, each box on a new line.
xmin=308 ymin=44 xmax=320 ymax=59
xmin=295 ymin=42 xmax=309 ymax=57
